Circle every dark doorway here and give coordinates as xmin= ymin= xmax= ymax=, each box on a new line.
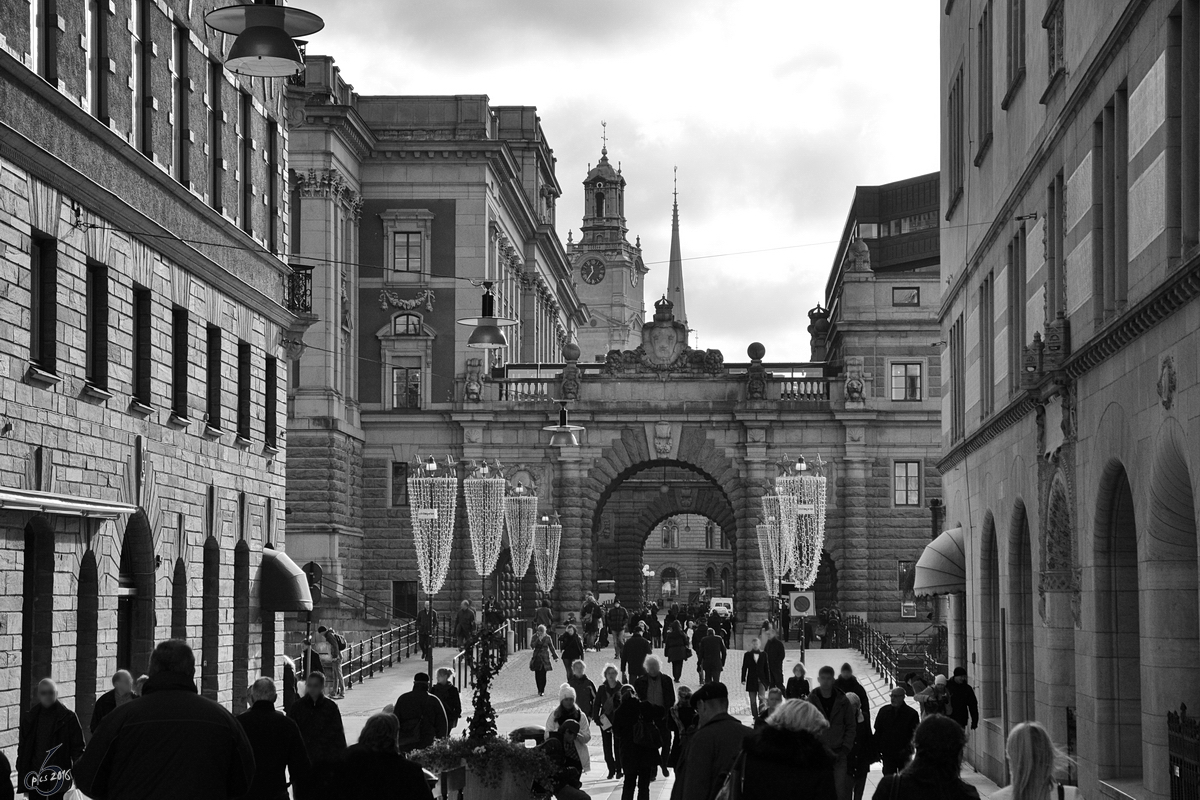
xmin=117 ymin=510 xmax=157 ymax=675
xmin=76 ymin=550 xmax=100 ymax=734
xmin=233 ymin=539 xmax=250 ymax=709
xmin=21 ymin=515 xmax=56 ymax=710
xmin=171 ymin=558 xmax=188 ymax=640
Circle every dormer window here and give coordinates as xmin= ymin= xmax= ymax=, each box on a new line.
xmin=393 ymin=313 xmax=422 ymax=336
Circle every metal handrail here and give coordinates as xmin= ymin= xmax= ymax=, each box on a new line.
xmin=845 ymin=615 xmax=900 ymax=690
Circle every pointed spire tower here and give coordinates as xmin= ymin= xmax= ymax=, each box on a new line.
xmin=666 ymin=167 xmax=688 ymax=328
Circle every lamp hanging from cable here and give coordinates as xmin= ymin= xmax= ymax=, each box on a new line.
xmin=406 ymin=455 xmax=458 ymax=596
xmin=533 ymin=512 xmax=563 ymax=593
xmin=204 ymin=0 xmax=324 ymax=78
xmin=457 ymin=281 xmax=518 ymax=350
xmin=503 ymin=482 xmax=539 ymax=577
xmin=775 ymin=453 xmax=828 ymax=590
xmin=463 ymin=460 xmax=506 ymax=578
xmin=543 ymin=399 xmax=584 ymax=447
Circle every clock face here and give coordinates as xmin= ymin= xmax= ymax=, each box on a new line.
xmin=582 ymin=258 xmax=606 ymax=285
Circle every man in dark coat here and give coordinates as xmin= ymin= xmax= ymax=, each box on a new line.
xmin=415 ymin=600 xmax=437 ymax=661
xmin=809 ymin=666 xmax=857 ymax=800
xmin=740 ymin=638 xmax=766 ymax=718
xmin=620 ymin=624 xmax=654 ymax=682
xmin=672 ymin=683 xmax=751 ymax=800
xmin=0 ymin=750 xmax=13 ymax=800
xmin=287 ymin=671 xmax=347 ymax=783
xmin=606 ymin=601 xmax=630 ymax=658
xmin=453 ymin=600 xmax=476 ymax=650
xmin=761 ymin=625 xmax=787 ymax=690
xmin=873 ymin=687 xmax=920 ymax=775
xmin=429 ymin=669 xmax=462 ymax=733
xmin=835 ymin=662 xmax=872 ymax=728
xmin=89 ymin=670 xmax=134 ymax=735
xmin=946 ymin=667 xmax=981 ymax=733
xmin=633 ymin=656 xmax=676 ymax=776
xmin=17 ymin=679 xmax=84 ymax=799
xmin=236 ymin=677 xmax=311 ymax=800
xmin=697 ymin=627 xmax=727 ymax=685
xmin=393 ymin=673 xmax=448 ymax=753
xmin=74 ymin=640 xmax=256 ymax=800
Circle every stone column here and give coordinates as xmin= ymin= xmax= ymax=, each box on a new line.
xmin=840 ymin=424 xmax=870 ymax=617
xmin=554 ymin=449 xmax=585 ymax=622
xmin=738 ymin=432 xmax=768 ymax=648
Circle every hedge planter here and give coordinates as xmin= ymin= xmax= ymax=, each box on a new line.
xmin=412 ymin=737 xmax=554 ymax=800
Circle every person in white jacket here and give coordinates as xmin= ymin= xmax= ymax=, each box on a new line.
xmin=546 ymin=683 xmax=593 ymax=773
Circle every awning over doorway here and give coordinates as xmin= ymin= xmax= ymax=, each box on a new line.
xmin=914 ymin=527 xmax=966 ymax=597
xmin=0 ymin=487 xmax=137 ymax=519
xmin=259 ymin=548 xmax=314 ymax=612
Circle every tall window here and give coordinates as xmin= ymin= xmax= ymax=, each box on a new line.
xmin=239 ymin=92 xmax=252 ymax=234
xmin=720 ymin=568 xmax=730 ymax=596
xmin=1047 ymin=172 xmax=1066 ymax=320
xmin=205 ymin=325 xmax=222 ymax=429
xmin=85 ymin=262 xmax=109 ymax=389
xmin=86 ymin=0 xmax=108 ymax=120
xmin=236 ymin=340 xmax=251 ymax=440
xmin=595 ymin=191 xmax=606 ymax=217
xmin=894 ymin=461 xmax=921 ymax=506
xmin=131 ymin=285 xmax=152 ymax=405
xmin=949 ymin=314 xmax=966 ymax=441
xmin=171 ymin=306 xmax=189 ymax=419
xmin=705 ymin=567 xmax=716 ymax=588
xmin=29 ymin=235 xmax=58 ymax=374
xmin=891 ymin=363 xmax=923 ymax=401
xmin=1044 ymin=0 xmax=1065 ymax=81
xmin=1004 ymin=0 xmax=1026 ymax=106
xmin=392 ymin=232 xmax=422 ymax=275
xmin=1007 ymin=228 xmax=1027 ymax=390
xmin=662 ymin=523 xmax=679 ymax=549
xmin=390 ymin=462 xmax=409 ymax=506
xmin=267 ymin=120 xmax=279 ymax=252
xmin=976 ymin=2 xmax=994 ymax=160
xmin=392 ymin=581 xmax=418 ymax=619
xmin=1093 ymin=88 xmax=1130 ymax=323
xmin=705 ymin=522 xmax=716 ymax=550
xmin=31 ymin=0 xmax=58 ymax=83
xmin=131 ymin=0 xmax=149 ymax=154
xmin=979 ymin=272 xmax=995 ymax=417
xmin=947 ymin=67 xmax=965 ymax=217
xmin=172 ymin=24 xmax=190 ymax=185
xmin=392 ymin=360 xmax=421 ymax=410
xmin=208 ymin=61 xmax=223 ymax=210
xmin=264 ymin=356 xmax=277 ymax=447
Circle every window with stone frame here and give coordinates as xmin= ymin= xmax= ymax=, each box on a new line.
xmin=391 ymin=361 xmax=422 ymax=410
xmin=393 ymin=313 xmax=423 ymax=336
xmin=1044 ymin=0 xmax=1065 ymax=81
xmin=379 ymin=313 xmax=433 ymax=411
xmin=391 ymin=462 xmax=409 ymax=506
xmin=894 ymin=461 xmax=922 ymax=506
xmin=381 ymin=209 xmax=434 ymax=283
xmin=947 ymin=66 xmax=965 ymax=217
xmin=891 ymin=362 xmax=923 ymax=401
xmin=975 ymin=0 xmax=994 ymax=163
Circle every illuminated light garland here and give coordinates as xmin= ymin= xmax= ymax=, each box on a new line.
xmin=777 ymin=472 xmax=827 ymax=590
xmin=407 ymin=467 xmax=459 ymax=595
xmin=760 ymin=492 xmax=798 ymax=579
xmin=757 ymin=521 xmax=782 ymax=595
xmin=503 ymin=491 xmax=539 ymax=577
xmin=533 ymin=516 xmax=562 ymax=593
xmin=464 ymin=475 xmax=507 ymax=578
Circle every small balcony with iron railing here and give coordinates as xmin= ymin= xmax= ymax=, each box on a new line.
xmin=285 ymin=265 xmax=315 ymax=315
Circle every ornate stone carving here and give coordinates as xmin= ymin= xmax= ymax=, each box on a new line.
xmin=279 ymin=332 xmax=307 ymax=360
xmin=465 ymin=358 xmax=484 ymax=403
xmin=1043 ymin=314 xmax=1071 ymax=371
xmin=654 ymin=422 xmax=672 ymax=457
xmin=844 ymin=356 xmax=866 ymax=403
xmin=600 ymin=298 xmax=723 ymax=375
xmin=846 ymin=238 xmax=870 ymax=271
xmin=560 ymin=342 xmax=581 ymax=401
xmin=379 ymin=288 xmax=436 ymax=312
xmin=746 ymin=342 xmax=767 ymax=400
xmin=1158 ymin=355 xmax=1177 ymax=410
xmin=294 ymin=168 xmax=360 ymax=211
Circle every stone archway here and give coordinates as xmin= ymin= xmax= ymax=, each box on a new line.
xmin=21 ymin=514 xmax=55 ymax=709
xmin=117 ymin=509 xmax=156 ymax=675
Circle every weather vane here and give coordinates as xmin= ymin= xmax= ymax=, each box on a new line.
xmin=601 ymin=120 xmax=608 ymax=153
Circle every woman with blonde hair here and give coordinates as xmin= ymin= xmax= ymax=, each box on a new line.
xmin=991 ymin=722 xmax=1080 ymax=800
xmin=735 ymin=698 xmax=837 ymax=798
xmin=529 ymin=623 xmax=559 ymax=697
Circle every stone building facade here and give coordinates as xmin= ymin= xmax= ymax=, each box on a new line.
xmin=0 ymin=0 xmax=312 ymax=756
xmin=940 ymin=1 xmax=1200 ymax=795
xmin=642 ymin=513 xmax=735 ymax=604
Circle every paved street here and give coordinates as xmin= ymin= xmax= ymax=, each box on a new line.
xmin=339 ymin=641 xmax=1002 ymax=799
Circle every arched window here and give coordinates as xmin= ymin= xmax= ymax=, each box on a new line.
xmin=201 ymin=536 xmax=220 ymax=702
xmin=720 ymin=567 xmax=731 ymax=596
xmin=233 ymin=539 xmax=250 ymax=710
xmin=393 ymin=313 xmax=422 ymax=336
xmin=595 ymin=191 xmax=606 ymax=217
xmin=705 ymin=566 xmax=716 ymax=588
xmin=661 ymin=523 xmax=678 ymax=549
xmin=660 ymin=568 xmax=679 ymax=599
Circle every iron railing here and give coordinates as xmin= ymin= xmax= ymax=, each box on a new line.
xmin=285 ymin=266 xmax=314 ymax=314
xmin=450 ymin=620 xmax=531 ymax=689
xmin=1170 ymin=703 xmax=1199 ymax=800
xmin=342 ymin=623 xmax=417 ymax=689
xmin=845 ymin=616 xmax=901 ymax=689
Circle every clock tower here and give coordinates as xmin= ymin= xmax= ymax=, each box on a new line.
xmin=569 ymin=134 xmax=647 ymax=362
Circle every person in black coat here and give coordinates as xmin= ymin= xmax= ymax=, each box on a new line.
xmin=392 ymin=674 xmax=448 ymax=752
xmin=761 ymin=625 xmax=787 ymax=690
xmin=559 ymin=624 xmax=585 ymax=678
xmin=846 ymin=694 xmax=877 ymax=800
xmin=90 ymin=670 xmax=135 ymax=735
xmin=415 ymin=600 xmax=437 ymax=661
xmin=741 ymin=638 xmax=766 ymax=718
xmin=288 ymin=671 xmax=348 ymax=789
xmin=786 ymin=663 xmax=811 ymax=700
xmin=237 ymin=677 xmax=311 ymax=800
xmin=16 ymin=679 xmax=84 ymax=799
xmin=73 ymin=640 xmax=256 ymax=800
xmin=835 ymin=663 xmax=872 ymax=728
xmin=873 ymin=687 xmax=920 ymax=775
xmin=662 ymin=622 xmax=691 ymax=682
xmin=697 ymin=628 xmax=727 ymax=685
xmin=871 ymin=715 xmax=980 ymax=800
xmin=946 ymin=667 xmax=981 ymax=733
xmin=738 ymin=699 xmax=837 ymax=800
xmin=338 ymin=712 xmax=434 ymax=800
xmin=428 ymin=669 xmax=461 ymax=733
xmin=620 ymin=625 xmax=654 ymax=683
xmin=612 ymin=687 xmax=667 ymax=800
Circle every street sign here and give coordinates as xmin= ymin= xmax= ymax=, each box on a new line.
xmin=789 ymin=591 xmax=815 ymax=616
xmin=796 ymin=503 xmax=816 ymax=515
xmin=302 ymin=561 xmax=324 ymax=585
xmin=416 ymin=508 xmax=439 ymax=521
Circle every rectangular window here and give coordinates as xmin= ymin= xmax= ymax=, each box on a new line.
xmin=172 ymin=24 xmax=190 ymax=185
xmin=31 ymin=0 xmax=58 ymax=83
xmin=131 ymin=284 xmax=152 ymax=405
xmin=86 ymin=0 xmax=108 ymax=120
xmin=236 ymin=340 xmax=251 ymax=440
xmin=1007 ymin=228 xmax=1028 ymax=390
xmin=392 ymin=580 xmax=418 ymax=619
xmin=1047 ymin=171 xmax=1066 ymax=319
xmin=1044 ymin=0 xmax=1065 ymax=80
xmin=85 ymin=262 xmax=109 ymax=388
xmin=171 ymin=306 xmax=189 ymax=418
xmin=979 ymin=271 xmax=995 ymax=417
xmin=1005 ymin=0 xmax=1026 ymax=103
xmin=1093 ymin=89 xmax=1130 ymax=323
xmin=947 ymin=66 xmax=965 ymax=217
xmin=29 ymin=235 xmax=58 ymax=374
xmin=390 ymin=462 xmax=409 ymax=506
xmin=239 ymin=92 xmax=252 ymax=234
xmin=205 ymin=325 xmax=222 ymax=429
xmin=391 ymin=361 xmax=422 ymax=410
xmin=705 ymin=523 xmax=715 ymax=550
xmin=264 ymin=355 xmax=277 ymax=447
xmin=892 ymin=287 xmax=920 ymax=306
xmin=267 ymin=120 xmax=279 ymax=253
xmin=950 ymin=314 xmax=966 ymax=441
xmin=976 ymin=1 xmax=994 ymax=159
xmin=131 ymin=0 xmax=149 ymax=154
xmin=894 ymin=461 xmax=922 ymax=506
xmin=392 ymin=232 xmax=422 ymax=275
xmin=208 ymin=61 xmax=223 ymax=211
xmin=891 ymin=362 xmax=923 ymax=401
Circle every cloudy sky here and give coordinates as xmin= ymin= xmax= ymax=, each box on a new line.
xmin=313 ymin=0 xmax=940 ymax=361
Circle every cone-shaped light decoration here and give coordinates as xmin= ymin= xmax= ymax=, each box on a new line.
xmin=543 ymin=400 xmax=584 ymax=447
xmin=205 ymin=0 xmax=324 ymax=78
xmin=457 ymin=281 xmax=519 ymax=350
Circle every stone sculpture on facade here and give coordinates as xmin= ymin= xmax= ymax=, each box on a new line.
xmin=601 ymin=297 xmax=723 ymax=375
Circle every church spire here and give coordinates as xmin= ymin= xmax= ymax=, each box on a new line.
xmin=667 ymin=167 xmax=688 ymax=328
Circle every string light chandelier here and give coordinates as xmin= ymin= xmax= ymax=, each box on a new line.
xmin=407 ymin=456 xmax=458 ymax=595
xmin=463 ymin=460 xmax=506 ymax=578
xmin=533 ymin=513 xmax=563 ymax=593
xmin=503 ymin=482 xmax=539 ymax=577
xmin=774 ymin=454 xmax=828 ymax=590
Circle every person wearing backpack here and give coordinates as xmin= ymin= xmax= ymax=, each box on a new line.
xmin=612 ymin=684 xmax=667 ymax=800
xmin=392 ymin=673 xmax=448 ymax=754
xmin=319 ymin=625 xmax=348 ymax=699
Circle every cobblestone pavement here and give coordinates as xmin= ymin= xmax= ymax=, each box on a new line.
xmin=339 ymin=641 xmax=1002 ymax=799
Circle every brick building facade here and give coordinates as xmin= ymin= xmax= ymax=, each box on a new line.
xmin=0 ymin=0 xmax=313 ymax=758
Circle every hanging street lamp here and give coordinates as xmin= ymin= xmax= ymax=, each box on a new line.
xmin=544 ymin=400 xmax=584 ymax=447
xmin=205 ymin=0 xmax=324 ymax=78
xmin=774 ymin=454 xmax=828 ymax=590
xmin=457 ymin=282 xmax=519 ymax=350
xmin=503 ymin=482 xmax=539 ymax=580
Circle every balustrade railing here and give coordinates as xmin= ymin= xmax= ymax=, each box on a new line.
xmin=777 ymin=377 xmax=831 ymax=401
xmin=495 ymin=378 xmax=556 ymax=402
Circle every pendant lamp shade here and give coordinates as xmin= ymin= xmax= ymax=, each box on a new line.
xmin=457 ymin=281 xmax=519 ymax=350
xmin=205 ymin=0 xmax=324 ymax=78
